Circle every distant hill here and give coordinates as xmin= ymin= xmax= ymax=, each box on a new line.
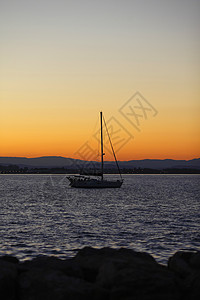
xmin=118 ymin=158 xmax=200 ymax=169
xmin=0 ymin=156 xmax=200 ymax=170
xmin=0 ymin=156 xmax=75 ymax=168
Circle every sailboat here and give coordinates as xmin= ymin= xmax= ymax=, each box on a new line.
xmin=67 ymin=112 xmax=123 ymax=188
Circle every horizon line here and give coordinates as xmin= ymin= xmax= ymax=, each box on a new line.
xmin=0 ymin=155 xmax=199 ymax=161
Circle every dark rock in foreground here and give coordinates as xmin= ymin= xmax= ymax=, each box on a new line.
xmin=0 ymin=247 xmax=200 ymax=300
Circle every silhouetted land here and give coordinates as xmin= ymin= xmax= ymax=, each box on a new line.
xmin=1 ymin=157 xmax=200 ymax=174
xmin=0 ymin=165 xmax=200 ymax=174
xmin=0 ymin=247 xmax=200 ymax=299
xmin=0 ymin=156 xmax=200 ymax=169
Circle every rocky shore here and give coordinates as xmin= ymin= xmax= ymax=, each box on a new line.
xmin=0 ymin=247 xmax=200 ymax=300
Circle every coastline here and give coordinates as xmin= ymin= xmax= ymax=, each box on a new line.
xmin=1 ymin=247 xmax=199 ymax=300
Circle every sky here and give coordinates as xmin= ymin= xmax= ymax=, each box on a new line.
xmin=0 ymin=0 xmax=199 ymax=160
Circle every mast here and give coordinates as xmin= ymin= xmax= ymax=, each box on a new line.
xmin=100 ymin=111 xmax=104 ymax=180
xmin=103 ymin=115 xmax=123 ymax=181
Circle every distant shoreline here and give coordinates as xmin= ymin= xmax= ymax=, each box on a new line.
xmin=1 ymin=167 xmax=200 ymax=174
xmin=1 ymin=156 xmax=200 ymax=174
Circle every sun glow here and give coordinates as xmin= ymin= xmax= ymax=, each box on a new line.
xmin=0 ymin=1 xmax=199 ymax=160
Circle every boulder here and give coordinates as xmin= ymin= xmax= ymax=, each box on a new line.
xmin=96 ymin=254 xmax=180 ymax=300
xmin=21 ymin=255 xmax=83 ymax=278
xmin=0 ymin=248 xmax=199 ymax=300
xmin=0 ymin=259 xmax=18 ymax=300
xmin=190 ymin=251 xmax=200 ymax=269
xmin=0 ymin=255 xmax=19 ymax=264
xmin=168 ymin=251 xmax=194 ymax=278
xmin=75 ymin=247 xmax=181 ymax=299
xmin=74 ymin=247 xmax=156 ymax=282
xmin=168 ymin=251 xmax=200 ymax=300
xmin=18 ymin=267 xmax=107 ymax=300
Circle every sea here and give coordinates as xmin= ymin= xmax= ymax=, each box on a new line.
xmin=0 ymin=174 xmax=199 ymax=264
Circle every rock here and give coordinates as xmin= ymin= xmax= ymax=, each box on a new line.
xmin=168 ymin=251 xmax=194 ymax=278
xmin=0 ymin=248 xmax=199 ymax=299
xmin=190 ymin=251 xmax=200 ymax=269
xmin=74 ymin=247 xmax=116 ymax=282
xmin=168 ymin=251 xmax=200 ymax=300
xmin=185 ymin=270 xmax=200 ymax=300
xmin=18 ymin=267 xmax=108 ymax=300
xmin=97 ymin=255 xmax=180 ymax=300
xmin=21 ymin=255 xmax=83 ymax=278
xmin=0 ymin=255 xmax=19 ymax=264
xmin=187 ymin=251 xmax=200 ymax=299
xmin=111 ymin=270 xmax=180 ymax=300
xmin=75 ymin=247 xmax=181 ymax=299
xmin=74 ymin=246 xmax=156 ymax=282
xmin=0 ymin=259 xmax=18 ymax=300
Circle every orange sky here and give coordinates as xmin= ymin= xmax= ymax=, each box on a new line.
xmin=0 ymin=0 xmax=199 ymax=160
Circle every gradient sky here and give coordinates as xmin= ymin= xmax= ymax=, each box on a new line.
xmin=0 ymin=0 xmax=199 ymax=160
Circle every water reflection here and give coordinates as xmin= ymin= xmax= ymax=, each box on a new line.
xmin=0 ymin=174 xmax=200 ymax=264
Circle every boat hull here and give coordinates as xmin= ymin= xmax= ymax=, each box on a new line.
xmin=67 ymin=176 xmax=123 ymax=188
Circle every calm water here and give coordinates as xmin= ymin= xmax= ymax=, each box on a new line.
xmin=0 ymin=174 xmax=199 ymax=264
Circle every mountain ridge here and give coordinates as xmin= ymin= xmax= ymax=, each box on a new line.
xmin=0 ymin=156 xmax=200 ymax=169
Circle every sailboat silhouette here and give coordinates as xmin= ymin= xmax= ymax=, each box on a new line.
xmin=67 ymin=112 xmax=123 ymax=188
